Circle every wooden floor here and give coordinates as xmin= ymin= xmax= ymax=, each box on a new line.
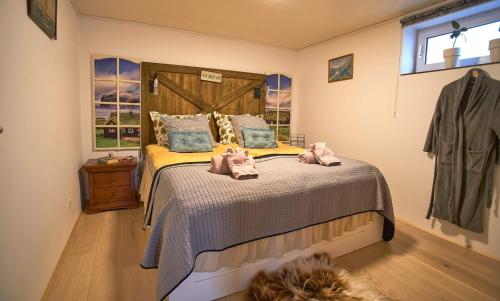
xmin=43 ymin=207 xmax=500 ymax=301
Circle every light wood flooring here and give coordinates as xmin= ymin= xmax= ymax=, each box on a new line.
xmin=43 ymin=207 xmax=500 ymax=301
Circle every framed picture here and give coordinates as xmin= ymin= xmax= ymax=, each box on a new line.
xmin=27 ymin=0 xmax=57 ymax=40
xmin=328 ymin=54 xmax=353 ymax=82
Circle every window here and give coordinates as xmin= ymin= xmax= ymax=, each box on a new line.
xmin=93 ymin=55 xmax=141 ymax=150
xmin=415 ymin=9 xmax=500 ymax=72
xmin=264 ymin=74 xmax=291 ymax=142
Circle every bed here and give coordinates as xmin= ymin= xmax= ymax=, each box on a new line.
xmin=138 ymin=62 xmax=395 ymax=301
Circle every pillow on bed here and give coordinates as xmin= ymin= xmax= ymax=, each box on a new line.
xmin=242 ymin=128 xmax=277 ymax=149
xmin=164 ymin=115 xmax=216 ymax=147
xmin=231 ymin=115 xmax=269 ymax=146
xmin=213 ymin=111 xmax=237 ymax=144
xmin=213 ymin=112 xmax=265 ymax=145
xmin=167 ymin=131 xmax=213 ymax=153
xmin=149 ymin=111 xmax=212 ymax=146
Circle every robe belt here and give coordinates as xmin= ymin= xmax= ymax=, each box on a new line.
xmin=425 ymin=153 xmax=438 ymax=219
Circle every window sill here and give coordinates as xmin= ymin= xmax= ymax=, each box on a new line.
xmin=400 ymin=61 xmax=500 ymax=76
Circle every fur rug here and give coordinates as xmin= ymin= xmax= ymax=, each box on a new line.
xmin=248 ymin=253 xmax=391 ymax=301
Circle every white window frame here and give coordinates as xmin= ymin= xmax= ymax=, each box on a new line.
xmin=92 ymin=55 xmax=141 ymax=151
xmin=265 ymin=73 xmax=292 ymax=142
xmin=416 ymin=9 xmax=500 ymax=72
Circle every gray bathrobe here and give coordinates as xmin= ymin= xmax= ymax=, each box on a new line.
xmin=424 ymin=69 xmax=500 ymax=233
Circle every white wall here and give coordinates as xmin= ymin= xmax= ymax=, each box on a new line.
xmin=297 ymin=20 xmax=500 ymax=260
xmin=1 ymin=5 xmax=497 ymax=299
xmin=79 ymin=17 xmax=299 ymax=160
xmin=0 ymin=0 xmax=82 ymax=300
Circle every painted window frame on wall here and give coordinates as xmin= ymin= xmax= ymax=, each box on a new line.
xmin=92 ymin=55 xmax=142 ymax=151
xmin=264 ymin=73 xmax=292 ymax=142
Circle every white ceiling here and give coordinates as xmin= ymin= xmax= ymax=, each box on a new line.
xmin=73 ymin=0 xmax=445 ymax=49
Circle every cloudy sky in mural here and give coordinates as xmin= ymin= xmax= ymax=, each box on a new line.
xmin=266 ymin=90 xmax=278 ymax=108
xmin=119 ymin=82 xmax=140 ymax=103
xmin=94 ymin=58 xmax=117 ymax=79
xmin=267 ymin=74 xmax=291 ymax=91
xmin=119 ymin=59 xmax=140 ymax=81
xmin=95 ymin=81 xmax=117 ymax=102
xmin=267 ymin=74 xmax=278 ymax=90
xmin=279 ymin=75 xmax=291 ymax=91
xmin=279 ymin=92 xmax=291 ymax=110
xmin=265 ymin=91 xmax=291 ymax=110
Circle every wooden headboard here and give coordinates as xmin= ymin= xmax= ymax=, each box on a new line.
xmin=140 ymin=62 xmax=267 ymax=152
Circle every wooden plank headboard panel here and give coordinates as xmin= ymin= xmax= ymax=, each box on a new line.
xmin=140 ymin=62 xmax=267 ymax=152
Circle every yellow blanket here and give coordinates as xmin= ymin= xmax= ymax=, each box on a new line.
xmin=140 ymin=142 xmax=304 ymax=207
xmin=146 ymin=142 xmax=304 ymax=172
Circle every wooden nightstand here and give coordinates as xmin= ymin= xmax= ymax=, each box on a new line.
xmin=82 ymin=159 xmax=138 ymax=214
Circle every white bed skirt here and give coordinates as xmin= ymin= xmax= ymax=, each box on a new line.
xmin=168 ymin=213 xmax=383 ymax=301
xmin=194 ymin=211 xmax=376 ymax=272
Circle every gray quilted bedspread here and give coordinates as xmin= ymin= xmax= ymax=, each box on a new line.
xmin=141 ymin=155 xmax=394 ymax=300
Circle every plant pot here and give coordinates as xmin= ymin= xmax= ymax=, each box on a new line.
xmin=443 ymin=48 xmax=461 ymax=68
xmin=489 ymin=38 xmax=500 ymax=63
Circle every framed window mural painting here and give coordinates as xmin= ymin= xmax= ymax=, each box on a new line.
xmin=328 ymin=53 xmax=354 ymax=82
xmin=264 ymin=74 xmax=292 ymax=142
xmin=27 ymin=0 xmax=57 ymax=40
xmin=93 ymin=55 xmax=141 ymax=150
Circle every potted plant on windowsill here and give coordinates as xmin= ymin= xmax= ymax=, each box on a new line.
xmin=443 ymin=21 xmax=467 ymax=68
xmin=489 ymin=27 xmax=500 ymax=63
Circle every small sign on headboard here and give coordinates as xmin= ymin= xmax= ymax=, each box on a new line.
xmin=201 ymin=70 xmax=222 ymax=83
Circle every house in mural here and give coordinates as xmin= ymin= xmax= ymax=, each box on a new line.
xmin=103 ymin=117 xmax=117 ymax=138
xmin=95 ymin=117 xmax=106 ymax=125
xmin=121 ymin=128 xmax=140 ymax=137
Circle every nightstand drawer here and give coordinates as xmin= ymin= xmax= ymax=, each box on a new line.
xmin=93 ymin=186 xmax=131 ymax=203
xmin=93 ymin=171 xmax=130 ymax=188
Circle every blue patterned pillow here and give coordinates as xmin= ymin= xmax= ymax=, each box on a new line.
xmin=242 ymin=128 xmax=277 ymax=149
xmin=167 ymin=131 xmax=213 ymax=153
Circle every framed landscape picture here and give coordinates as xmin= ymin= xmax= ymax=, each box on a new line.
xmin=28 ymin=0 xmax=57 ymax=40
xmin=328 ymin=54 xmax=353 ymax=82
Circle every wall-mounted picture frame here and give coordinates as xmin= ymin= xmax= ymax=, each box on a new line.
xmin=27 ymin=0 xmax=57 ymax=40
xmin=328 ymin=53 xmax=353 ymax=82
